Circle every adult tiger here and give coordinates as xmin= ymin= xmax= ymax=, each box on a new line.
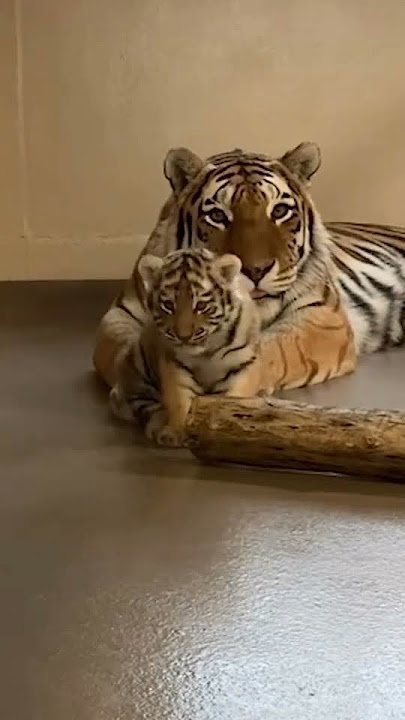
xmin=93 ymin=142 xmax=405 ymax=401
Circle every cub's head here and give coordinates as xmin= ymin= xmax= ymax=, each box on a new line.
xmin=163 ymin=142 xmax=323 ymax=299
xmin=138 ymin=248 xmax=243 ymax=346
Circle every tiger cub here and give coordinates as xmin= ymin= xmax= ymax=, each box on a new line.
xmin=110 ymin=248 xmax=261 ymax=446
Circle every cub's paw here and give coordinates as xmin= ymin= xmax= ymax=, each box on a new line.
xmin=145 ymin=412 xmax=186 ymax=448
xmin=156 ymin=425 xmax=186 ymax=448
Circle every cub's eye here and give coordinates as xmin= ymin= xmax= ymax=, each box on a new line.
xmin=205 ymin=208 xmax=229 ymax=226
xmin=272 ymin=203 xmax=291 ymax=221
xmin=160 ymin=299 xmax=174 ymax=314
xmin=195 ymin=300 xmax=208 ymax=314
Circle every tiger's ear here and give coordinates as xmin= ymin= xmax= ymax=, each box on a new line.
xmin=138 ymin=254 xmax=163 ymax=292
xmin=213 ymin=254 xmax=242 ymax=285
xmin=280 ymin=142 xmax=321 ymax=183
xmin=164 ymin=148 xmax=204 ymax=195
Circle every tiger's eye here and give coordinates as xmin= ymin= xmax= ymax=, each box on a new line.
xmin=272 ymin=203 xmax=291 ymax=220
xmin=206 ymin=208 xmax=228 ymax=225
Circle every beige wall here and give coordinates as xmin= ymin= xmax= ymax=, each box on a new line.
xmin=2 ymin=0 xmax=405 ymax=280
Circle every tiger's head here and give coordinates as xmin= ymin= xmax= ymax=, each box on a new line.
xmin=162 ymin=142 xmax=326 ymax=301
xmin=138 ymin=248 xmax=248 ymax=347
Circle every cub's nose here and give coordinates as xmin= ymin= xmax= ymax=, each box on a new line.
xmin=176 ymin=329 xmax=193 ymax=342
xmin=174 ymin=319 xmax=194 ymax=342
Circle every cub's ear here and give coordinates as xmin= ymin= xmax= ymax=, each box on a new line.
xmin=164 ymin=147 xmax=204 ymax=195
xmin=280 ymin=142 xmax=321 ymax=183
xmin=138 ymin=254 xmax=163 ymax=292
xmin=213 ymin=253 xmax=242 ymax=284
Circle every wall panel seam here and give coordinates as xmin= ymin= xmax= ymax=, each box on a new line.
xmin=14 ymin=0 xmax=29 ymax=240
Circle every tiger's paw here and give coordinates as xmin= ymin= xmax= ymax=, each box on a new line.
xmin=257 ymin=387 xmax=275 ymax=399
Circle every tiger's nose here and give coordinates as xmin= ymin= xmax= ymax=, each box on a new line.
xmin=242 ymin=261 xmax=275 ymax=285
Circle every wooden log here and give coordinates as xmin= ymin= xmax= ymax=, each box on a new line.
xmin=185 ymin=396 xmax=405 ymax=481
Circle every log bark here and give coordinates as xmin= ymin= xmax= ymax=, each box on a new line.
xmin=185 ymin=396 xmax=405 ymax=481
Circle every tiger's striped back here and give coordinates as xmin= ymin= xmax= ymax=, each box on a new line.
xmin=327 ymin=222 xmax=405 ymax=352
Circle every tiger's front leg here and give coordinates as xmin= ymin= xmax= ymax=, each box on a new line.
xmin=146 ymin=356 xmax=200 ymax=448
xmin=224 ymin=355 xmax=264 ymax=398
xmin=259 ymin=301 xmax=358 ymax=393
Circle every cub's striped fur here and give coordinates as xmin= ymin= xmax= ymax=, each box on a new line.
xmin=93 ymin=142 xmax=405 ymax=425
xmin=111 ymin=248 xmax=260 ymax=446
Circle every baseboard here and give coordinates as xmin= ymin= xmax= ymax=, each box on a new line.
xmin=0 ymin=234 xmax=148 ymax=280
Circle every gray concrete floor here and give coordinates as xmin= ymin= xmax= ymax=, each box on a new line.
xmin=1 ymin=281 xmax=405 ymax=720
